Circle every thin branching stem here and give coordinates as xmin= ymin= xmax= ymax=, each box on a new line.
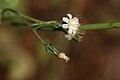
xmin=2 ymin=8 xmax=120 ymax=31
xmin=80 ymin=22 xmax=120 ymax=30
xmin=21 ymin=14 xmax=44 ymax=23
xmin=1 ymin=8 xmax=43 ymax=23
xmin=32 ymin=29 xmax=47 ymax=45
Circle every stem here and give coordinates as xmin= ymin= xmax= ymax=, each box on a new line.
xmin=80 ymin=22 xmax=120 ymax=30
xmin=21 ymin=14 xmax=44 ymax=23
xmin=2 ymin=8 xmax=120 ymax=31
xmin=32 ymin=29 xmax=47 ymax=45
xmin=1 ymin=8 xmax=43 ymax=23
xmin=30 ymin=22 xmax=120 ymax=31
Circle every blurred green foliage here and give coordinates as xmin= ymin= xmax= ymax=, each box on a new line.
xmin=0 ymin=0 xmax=20 ymax=9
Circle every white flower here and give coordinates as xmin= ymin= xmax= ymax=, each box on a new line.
xmin=62 ymin=14 xmax=80 ymax=35
xmin=62 ymin=14 xmax=85 ymax=41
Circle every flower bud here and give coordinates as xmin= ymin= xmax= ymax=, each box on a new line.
xmin=45 ymin=44 xmax=70 ymax=62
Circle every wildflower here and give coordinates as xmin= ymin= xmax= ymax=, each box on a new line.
xmin=62 ymin=14 xmax=80 ymax=35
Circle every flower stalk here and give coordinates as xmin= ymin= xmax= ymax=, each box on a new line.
xmin=2 ymin=8 xmax=120 ymax=31
xmin=32 ymin=29 xmax=47 ymax=45
xmin=32 ymin=29 xmax=70 ymax=62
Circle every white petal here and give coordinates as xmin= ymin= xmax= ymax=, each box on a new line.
xmin=68 ymin=29 xmax=73 ymax=34
xmin=67 ymin=14 xmax=72 ymax=20
xmin=62 ymin=17 xmax=69 ymax=23
xmin=62 ymin=24 xmax=69 ymax=29
xmin=68 ymin=24 xmax=78 ymax=30
xmin=69 ymin=24 xmax=79 ymax=31
xmin=71 ymin=17 xmax=79 ymax=24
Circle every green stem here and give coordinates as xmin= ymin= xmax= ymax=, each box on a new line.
xmin=21 ymin=14 xmax=44 ymax=23
xmin=80 ymin=22 xmax=120 ymax=30
xmin=32 ymin=29 xmax=47 ymax=45
xmin=2 ymin=8 xmax=120 ymax=31
xmin=1 ymin=8 xmax=43 ymax=23
xmin=30 ymin=22 xmax=120 ymax=31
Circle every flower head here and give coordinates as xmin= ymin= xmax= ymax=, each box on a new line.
xmin=62 ymin=14 xmax=85 ymax=41
xmin=62 ymin=14 xmax=80 ymax=35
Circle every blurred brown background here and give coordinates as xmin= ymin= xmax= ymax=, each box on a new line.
xmin=1 ymin=0 xmax=120 ymax=80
